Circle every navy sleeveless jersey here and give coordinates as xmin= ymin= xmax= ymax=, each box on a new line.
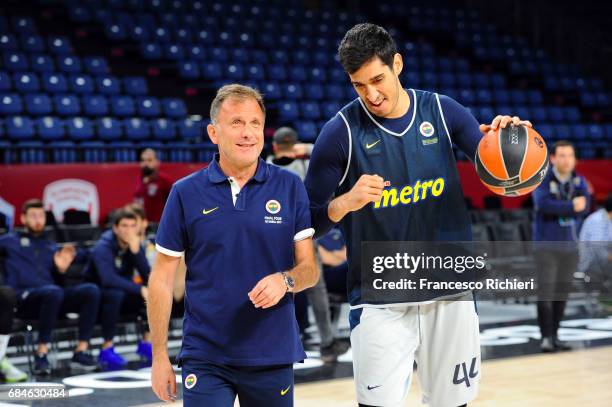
xmin=336 ymin=89 xmax=472 ymax=306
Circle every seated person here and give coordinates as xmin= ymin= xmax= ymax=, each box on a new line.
xmin=85 ymin=209 xmax=151 ymax=370
xmin=0 ymin=199 xmax=100 ymax=375
xmin=317 ymin=228 xmax=348 ymax=298
xmin=0 ymin=285 xmax=27 ymax=382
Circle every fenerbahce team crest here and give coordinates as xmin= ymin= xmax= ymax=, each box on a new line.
xmin=419 ymin=121 xmax=438 ymax=145
xmin=264 ymin=199 xmax=283 ymax=224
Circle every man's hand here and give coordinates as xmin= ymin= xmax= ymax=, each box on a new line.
xmin=248 ymin=273 xmax=287 ymax=309
xmin=151 ymin=355 xmax=177 ymax=402
xmin=573 ymin=196 xmax=587 ymax=212
xmin=328 ymin=174 xmax=385 ymax=222
xmin=126 ymin=229 xmax=142 ymax=254
xmin=141 ymin=286 xmax=149 ymax=301
xmin=479 ymin=115 xmax=533 ymax=135
xmin=53 ymin=245 xmax=76 ymax=273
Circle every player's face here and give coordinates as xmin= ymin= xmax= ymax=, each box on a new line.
xmin=208 ymin=97 xmax=265 ymax=170
xmin=551 ymin=146 xmax=576 ymax=174
xmin=349 ymin=54 xmax=403 ymax=118
xmin=113 ymin=218 xmax=138 ymax=245
xmin=21 ymin=208 xmax=46 ymax=235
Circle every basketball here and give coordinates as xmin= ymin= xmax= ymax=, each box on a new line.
xmin=475 ymin=125 xmax=549 ymax=196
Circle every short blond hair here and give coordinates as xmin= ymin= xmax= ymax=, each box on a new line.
xmin=210 ymin=84 xmax=265 ymax=124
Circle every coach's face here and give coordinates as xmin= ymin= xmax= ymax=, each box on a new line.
xmin=349 ymin=54 xmax=404 ymax=118
xmin=208 ymin=97 xmax=265 ymax=170
xmin=551 ymin=145 xmax=576 ymax=175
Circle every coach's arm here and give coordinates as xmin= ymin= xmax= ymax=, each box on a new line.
xmin=148 ymin=252 xmax=181 ymax=403
xmin=248 ymin=237 xmax=318 ymax=309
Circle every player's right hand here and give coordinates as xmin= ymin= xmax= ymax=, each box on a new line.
xmin=573 ymin=196 xmax=587 ymax=212
xmin=151 ymin=356 xmax=177 ymax=402
xmin=344 ymin=174 xmax=385 ymax=212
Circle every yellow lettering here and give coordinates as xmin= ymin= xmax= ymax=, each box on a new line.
xmin=400 ymin=185 xmax=413 ymax=204
xmin=420 ymin=180 xmax=433 ymax=200
xmin=432 ymin=178 xmax=445 ymax=196
xmin=375 ymin=189 xmax=399 ymax=208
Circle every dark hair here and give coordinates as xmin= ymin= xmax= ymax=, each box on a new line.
xmin=338 ymin=23 xmax=397 ymax=74
xmin=124 ymin=203 xmax=146 ymax=220
xmin=605 ymin=193 xmax=612 ymax=212
xmin=551 ymin=140 xmax=575 ymax=155
xmin=112 ymin=209 xmax=137 ymax=226
xmin=22 ymin=199 xmax=44 ymax=214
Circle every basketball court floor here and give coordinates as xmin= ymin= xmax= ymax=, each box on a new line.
xmin=2 ymin=301 xmax=612 ymax=406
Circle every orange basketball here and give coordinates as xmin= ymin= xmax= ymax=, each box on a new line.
xmin=475 ymin=125 xmax=549 ymax=196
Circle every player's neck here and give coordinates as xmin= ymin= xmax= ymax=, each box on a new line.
xmin=385 ymin=88 xmax=410 ymax=119
xmin=218 ymin=157 xmax=258 ymax=187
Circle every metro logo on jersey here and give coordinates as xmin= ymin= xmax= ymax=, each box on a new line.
xmin=373 ymin=177 xmax=445 ymax=209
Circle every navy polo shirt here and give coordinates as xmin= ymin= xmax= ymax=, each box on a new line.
xmin=155 ymin=155 xmax=313 ymax=366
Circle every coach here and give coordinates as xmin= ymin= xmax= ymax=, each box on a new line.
xmin=148 ymin=84 xmax=318 ymax=406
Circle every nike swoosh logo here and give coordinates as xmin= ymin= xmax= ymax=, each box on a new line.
xmin=366 ymin=140 xmax=381 ymax=149
xmin=367 ymin=385 xmax=382 ymax=390
xmin=280 ymin=385 xmax=291 ymax=396
xmin=202 ymin=207 xmax=219 ymax=215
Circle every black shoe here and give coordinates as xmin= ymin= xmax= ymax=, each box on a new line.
xmin=540 ymin=337 xmax=556 ymax=353
xmin=320 ymin=339 xmax=350 ymax=362
xmin=71 ymin=351 xmax=98 ymax=371
xmin=553 ymin=337 xmax=571 ymax=351
xmin=34 ymin=353 xmax=51 ymax=376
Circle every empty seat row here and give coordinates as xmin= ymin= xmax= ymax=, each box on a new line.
xmin=0 ymin=72 xmax=146 ymax=95
xmin=1 ymin=53 xmax=108 ymax=74
xmin=0 ymin=34 xmax=74 ymax=55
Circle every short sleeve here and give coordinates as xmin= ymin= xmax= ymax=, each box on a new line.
xmin=293 ymin=178 xmax=314 ymax=241
xmin=155 ymin=185 xmax=187 ymax=257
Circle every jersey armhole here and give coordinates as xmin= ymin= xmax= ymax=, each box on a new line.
xmin=337 ymin=111 xmax=352 ymax=187
xmin=435 ymin=93 xmax=452 ymax=146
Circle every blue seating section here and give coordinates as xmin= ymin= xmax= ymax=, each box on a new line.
xmin=0 ymin=3 xmax=611 ymax=163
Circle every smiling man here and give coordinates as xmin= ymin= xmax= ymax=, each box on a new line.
xmin=304 ymin=23 xmax=532 ymax=407
xmin=148 ymin=84 xmax=318 ymax=407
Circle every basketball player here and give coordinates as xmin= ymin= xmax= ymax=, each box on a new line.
xmin=304 ymin=23 xmax=531 ymax=407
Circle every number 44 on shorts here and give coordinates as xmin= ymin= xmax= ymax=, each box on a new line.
xmin=453 ymin=357 xmax=479 ymax=388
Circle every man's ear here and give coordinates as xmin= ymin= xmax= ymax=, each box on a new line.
xmin=208 ymin=123 xmax=218 ymax=145
xmin=393 ymin=53 xmax=403 ymax=76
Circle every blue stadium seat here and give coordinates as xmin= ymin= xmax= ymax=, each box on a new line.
xmin=81 ymin=141 xmax=108 ymax=163
xmin=177 ymin=118 xmax=202 ymax=141
xmin=25 ymin=94 xmax=52 ymax=115
xmin=30 ymin=54 xmax=55 ymax=73
xmin=186 ymin=45 xmax=205 ymax=61
xmin=57 ymin=56 xmax=82 ymax=74
xmin=151 ymin=118 xmax=176 ymax=140
xmin=305 ymin=84 xmax=324 ymax=101
xmin=547 ymin=107 xmax=564 ymax=122
xmin=458 ymin=89 xmax=475 ymax=106
xmin=209 ymin=47 xmax=228 ymax=62
xmin=53 ymin=94 xmax=81 ymax=116
xmin=137 ymin=97 xmax=161 ymax=117
xmin=106 ymin=23 xmax=127 ymax=41
xmin=18 ymin=141 xmax=45 ymax=163
xmin=553 ymin=124 xmax=571 ymax=140
xmin=201 ymin=62 xmax=222 ymax=80
xmin=261 ymin=82 xmax=281 ymax=100
xmin=531 ymin=107 xmax=548 ymax=123
xmin=475 ymin=90 xmax=492 ymax=105
xmin=13 ymin=72 xmax=40 ymax=93
xmin=42 ymin=73 xmax=68 ymax=93
xmin=128 ymin=25 xmax=149 ymax=42
xmin=110 ymin=95 xmax=135 ymax=117
xmin=322 ymin=101 xmax=341 ymax=119
xmin=178 ymin=61 xmax=200 ymax=79
xmin=0 ymin=34 xmax=17 ymax=51
xmin=288 ymin=66 xmax=307 ymax=82
xmin=293 ymin=50 xmax=311 ymax=65
xmin=47 ymin=36 xmax=72 ymax=54
xmin=69 ymin=6 xmax=92 ymax=24
xmin=564 ymin=107 xmax=581 ymax=123
xmin=230 ymin=48 xmax=248 ymax=63
xmin=164 ymin=142 xmax=193 ymax=163
xmin=83 ymin=56 xmax=109 ymax=75
xmin=0 ymin=94 xmax=23 ymax=115
xmin=278 ymin=101 xmax=299 ymax=121
xmin=6 ymin=116 xmax=35 ymax=140
xmin=110 ymin=141 xmax=137 ymax=162
xmin=225 ymin=64 xmax=244 ymax=80
xmin=164 ymin=44 xmax=184 ymax=60
xmin=141 ymin=43 xmax=162 ymax=60
xmin=3 ymin=52 xmax=28 ymax=71
xmin=576 ymin=142 xmax=596 ymax=159
xmin=570 ymin=124 xmax=588 ymax=139
xmin=96 ymin=117 xmax=122 ymax=140
xmin=21 ymin=35 xmax=45 ymax=53
xmin=536 ymin=124 xmax=554 ymax=141
xmin=82 ymin=95 xmax=109 ymax=116
xmin=96 ymin=75 xmax=121 ymax=95
xmin=193 ymin=142 xmax=217 ymax=163
xmin=12 ymin=17 xmax=37 ymax=34
xmin=329 ymin=67 xmax=345 ymax=84
xmin=0 ymin=72 xmax=10 ymax=91
xmin=308 ymin=68 xmax=327 ymax=83
xmin=246 ymin=64 xmax=265 ymax=81
xmin=124 ymin=118 xmax=150 ymax=140
xmin=162 ymin=98 xmax=187 ymax=118
xmin=283 ymin=83 xmax=303 ymax=99
xmin=605 ymin=124 xmax=612 ymax=140
xmin=266 ymin=64 xmax=287 ymax=81
xmin=439 ymin=72 xmax=456 ymax=87
xmin=294 ymin=121 xmax=318 ymax=142
xmin=36 ymin=116 xmax=65 ymax=141
xmin=586 ymin=124 xmax=604 ymax=140
xmin=123 ymin=77 xmax=148 ymax=96
xmin=52 ymin=141 xmax=77 ymax=163
xmin=66 ymin=117 xmax=94 ymax=140
xmin=301 ymin=101 xmax=321 ymax=120
xmin=69 ymin=74 xmax=95 ymax=94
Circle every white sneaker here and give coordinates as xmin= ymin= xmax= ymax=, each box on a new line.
xmin=0 ymin=357 xmax=28 ymax=383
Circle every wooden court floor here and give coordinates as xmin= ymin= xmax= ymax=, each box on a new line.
xmin=139 ymin=346 xmax=612 ymax=406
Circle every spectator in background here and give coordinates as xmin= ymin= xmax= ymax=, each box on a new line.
xmin=0 ymin=199 xmax=100 ymax=375
xmin=267 ymin=127 xmax=349 ymax=362
xmin=0 ymin=286 xmax=27 ymax=382
xmin=533 ymin=140 xmax=590 ymax=352
xmin=85 ymin=209 xmax=152 ymax=370
xmin=317 ymin=228 xmax=348 ymax=298
xmin=578 ymin=193 xmax=612 ymax=282
xmin=134 ymin=148 xmax=173 ymax=223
